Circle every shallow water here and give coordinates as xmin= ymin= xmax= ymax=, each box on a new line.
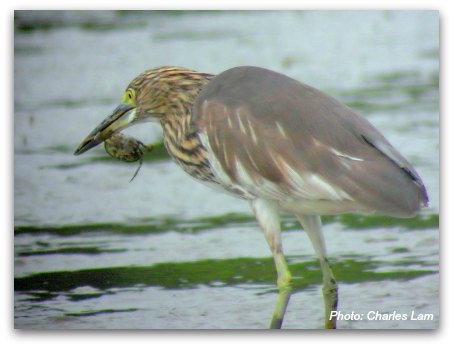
xmin=14 ymin=10 xmax=439 ymax=329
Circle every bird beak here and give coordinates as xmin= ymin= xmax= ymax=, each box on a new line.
xmin=74 ymin=104 xmax=137 ymax=155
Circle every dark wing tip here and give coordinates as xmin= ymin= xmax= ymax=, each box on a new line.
xmin=401 ymin=167 xmax=429 ymax=207
xmin=362 ymin=135 xmax=429 ymax=209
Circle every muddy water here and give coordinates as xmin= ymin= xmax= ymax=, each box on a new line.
xmin=14 ymin=10 xmax=439 ymax=329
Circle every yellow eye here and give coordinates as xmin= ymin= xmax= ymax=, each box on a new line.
xmin=124 ymin=89 xmax=135 ymax=102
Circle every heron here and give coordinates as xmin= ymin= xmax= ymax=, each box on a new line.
xmin=74 ymin=66 xmax=429 ymax=329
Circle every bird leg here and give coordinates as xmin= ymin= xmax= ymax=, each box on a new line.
xmin=297 ymin=214 xmax=338 ymax=329
xmin=270 ymin=252 xmax=292 ymax=329
xmin=251 ymin=199 xmax=292 ymax=329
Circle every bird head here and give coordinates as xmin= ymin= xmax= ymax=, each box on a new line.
xmin=74 ymin=66 xmax=213 ymax=155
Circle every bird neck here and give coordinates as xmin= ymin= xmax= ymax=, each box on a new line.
xmin=159 ymin=72 xmax=213 ymax=143
xmin=158 ymin=72 xmax=216 ymax=183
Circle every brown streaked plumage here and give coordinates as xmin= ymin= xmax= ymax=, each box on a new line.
xmin=74 ymin=65 xmax=428 ymax=329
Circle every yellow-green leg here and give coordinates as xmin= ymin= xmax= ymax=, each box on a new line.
xmin=297 ymin=214 xmax=338 ymax=329
xmin=252 ymin=199 xmax=292 ymax=329
xmin=269 ymin=252 xmax=292 ymax=329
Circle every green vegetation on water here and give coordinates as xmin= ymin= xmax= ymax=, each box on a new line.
xmin=15 ymin=256 xmax=435 ymax=301
xmin=15 ymin=212 xmax=439 ymax=237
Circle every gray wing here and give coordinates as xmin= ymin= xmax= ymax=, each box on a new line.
xmin=193 ymin=66 xmax=428 ymax=217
